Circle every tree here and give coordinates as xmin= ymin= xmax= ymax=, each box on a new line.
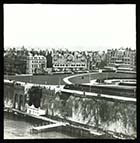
xmin=98 ymin=60 xmax=107 ymax=68
xmin=46 ymin=52 xmax=53 ymax=68
xmin=28 ymin=86 xmax=42 ymax=108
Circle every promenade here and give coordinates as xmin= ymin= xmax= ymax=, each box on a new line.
xmin=61 ymin=88 xmax=136 ymax=103
xmin=4 ymin=71 xmax=136 ymax=139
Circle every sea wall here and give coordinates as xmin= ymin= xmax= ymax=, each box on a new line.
xmin=4 ymin=80 xmax=136 ymax=137
xmin=41 ymin=92 xmax=136 ymax=137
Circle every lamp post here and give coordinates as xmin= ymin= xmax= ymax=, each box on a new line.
xmin=88 ymin=73 xmax=91 ymax=92
xmin=58 ymin=77 xmax=61 ymax=87
xmin=106 ymin=72 xmax=108 ymax=84
xmin=134 ymin=88 xmax=136 ymax=97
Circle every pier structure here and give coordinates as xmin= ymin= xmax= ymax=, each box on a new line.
xmin=31 ymin=122 xmax=68 ymax=133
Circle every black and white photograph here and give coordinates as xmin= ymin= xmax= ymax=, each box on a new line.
xmin=4 ymin=4 xmax=136 ymax=139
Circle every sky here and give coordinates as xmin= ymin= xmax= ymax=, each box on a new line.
xmin=4 ymin=4 xmax=136 ymax=51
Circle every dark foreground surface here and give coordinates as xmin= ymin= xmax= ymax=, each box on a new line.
xmin=4 ymin=112 xmax=75 ymax=139
xmin=4 ymin=74 xmax=72 ymax=85
xmin=4 ymin=111 xmax=118 ymax=139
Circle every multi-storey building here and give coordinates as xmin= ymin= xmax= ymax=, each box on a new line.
xmin=52 ymin=51 xmax=87 ymax=72
xmin=4 ymin=50 xmax=27 ymax=75
xmin=26 ymin=53 xmax=47 ymax=74
xmin=106 ymin=48 xmax=136 ymax=70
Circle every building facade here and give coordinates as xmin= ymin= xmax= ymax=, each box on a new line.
xmin=4 ymin=50 xmax=27 ymax=75
xmin=26 ymin=53 xmax=47 ymax=74
xmin=52 ymin=51 xmax=87 ymax=72
xmin=106 ymin=48 xmax=136 ymax=70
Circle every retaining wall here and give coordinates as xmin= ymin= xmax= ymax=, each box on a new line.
xmin=4 ymin=80 xmax=136 ymax=138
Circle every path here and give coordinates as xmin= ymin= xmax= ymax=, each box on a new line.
xmin=63 ymin=72 xmax=98 ymax=84
xmin=61 ymin=88 xmax=136 ymax=103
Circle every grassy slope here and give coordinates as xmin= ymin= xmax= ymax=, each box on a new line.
xmin=4 ymin=74 xmax=71 ymax=85
xmin=4 ymin=72 xmax=136 ymax=85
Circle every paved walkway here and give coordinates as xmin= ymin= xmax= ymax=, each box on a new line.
xmin=61 ymin=88 xmax=136 ymax=102
xmin=4 ymin=79 xmax=64 ymax=92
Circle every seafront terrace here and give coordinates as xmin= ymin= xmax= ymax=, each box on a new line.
xmin=4 ymin=70 xmax=136 ymax=103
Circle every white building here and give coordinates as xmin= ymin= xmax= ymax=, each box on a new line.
xmin=52 ymin=52 xmax=87 ymax=72
xmin=26 ymin=53 xmax=47 ymax=74
xmin=26 ymin=104 xmax=46 ymax=116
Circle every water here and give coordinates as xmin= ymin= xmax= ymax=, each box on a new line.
xmin=4 ymin=112 xmax=75 ymax=139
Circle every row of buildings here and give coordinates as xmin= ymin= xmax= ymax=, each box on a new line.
xmin=107 ymin=48 xmax=136 ymax=70
xmin=4 ymin=47 xmax=136 ymax=75
xmin=52 ymin=50 xmax=87 ymax=72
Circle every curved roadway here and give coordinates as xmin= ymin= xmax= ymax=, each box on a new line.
xmin=63 ymin=72 xmax=99 ymax=84
xmin=63 ymin=71 xmax=136 ymax=85
xmin=62 ymin=72 xmax=136 ymax=103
